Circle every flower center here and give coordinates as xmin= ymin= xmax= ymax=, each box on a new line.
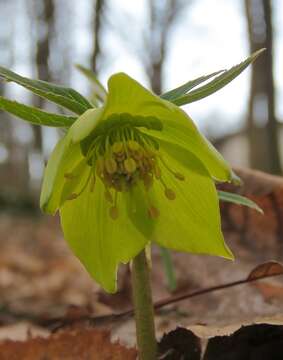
xmin=66 ymin=123 xmax=185 ymax=220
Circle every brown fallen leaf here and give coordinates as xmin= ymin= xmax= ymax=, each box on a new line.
xmin=219 ymin=167 xmax=283 ymax=257
xmin=247 ymin=261 xmax=283 ymax=280
xmin=252 ymin=282 xmax=283 ymax=303
xmin=0 ymin=327 xmax=137 ymax=360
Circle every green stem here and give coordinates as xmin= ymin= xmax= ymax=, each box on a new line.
xmin=131 ymin=249 xmax=157 ymax=360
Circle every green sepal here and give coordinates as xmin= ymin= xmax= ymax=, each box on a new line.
xmin=170 ymin=49 xmax=265 ymax=106
xmin=60 ymin=180 xmax=148 ymax=293
xmin=148 ymin=141 xmax=233 ymax=259
xmin=218 ymin=190 xmax=263 ymax=213
xmin=0 ymin=66 xmax=92 ymax=114
xmin=103 ymin=73 xmax=232 ymax=182
xmin=0 ymin=96 xmax=77 ymax=127
xmin=40 ymin=134 xmax=84 ymax=214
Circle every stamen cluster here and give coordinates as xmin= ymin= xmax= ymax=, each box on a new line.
xmin=66 ymin=125 xmax=185 ymax=220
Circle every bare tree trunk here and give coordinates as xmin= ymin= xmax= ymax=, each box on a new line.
xmin=91 ymin=0 xmax=104 ymax=73
xmin=146 ymin=0 xmax=186 ymax=94
xmin=245 ymin=0 xmax=281 ymax=174
xmin=32 ymin=0 xmax=55 ymax=153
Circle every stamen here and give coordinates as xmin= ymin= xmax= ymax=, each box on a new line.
xmin=96 ymin=157 xmax=105 ymax=177
xmin=174 ymin=172 xmax=185 ymax=181
xmin=164 ymin=188 xmax=176 ymax=200
xmin=64 ymin=173 xmax=77 ymax=180
xmin=109 ymin=206 xmax=119 ymax=220
xmin=143 ymin=173 xmax=153 ymax=191
xmin=67 ymin=193 xmax=78 ymax=200
xmin=124 ymin=158 xmax=137 ymax=173
xmin=90 ymin=176 xmax=96 ymax=192
xmin=127 ymin=140 xmax=140 ymax=151
xmin=153 ymin=165 xmax=161 ymax=179
xmin=112 ymin=141 xmax=124 ymax=154
xmin=148 ymin=205 xmax=159 ymax=219
xmin=105 ymin=157 xmax=117 ymax=174
xmin=109 ymin=190 xmax=119 ymax=219
xmin=104 ymin=189 xmax=113 ymax=203
xmin=158 ymin=154 xmax=185 ymax=181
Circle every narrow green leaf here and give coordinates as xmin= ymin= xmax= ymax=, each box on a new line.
xmin=76 ymin=64 xmax=107 ymax=102
xmin=172 ymin=49 xmax=265 ymax=106
xmin=218 ymin=190 xmax=263 ymax=214
xmin=161 ymin=70 xmax=224 ymax=101
xmin=159 ymin=247 xmax=177 ymax=292
xmin=0 ymin=66 xmax=92 ymax=114
xmin=0 ymin=96 xmax=77 ymax=127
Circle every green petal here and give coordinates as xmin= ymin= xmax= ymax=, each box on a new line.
xmin=105 ymin=73 xmax=232 ymax=182
xmin=140 ymin=104 xmax=232 ymax=182
xmin=149 ymin=142 xmax=233 ymax=259
xmin=104 ymin=73 xmax=170 ymax=118
xmin=69 ymin=107 xmax=104 ymax=143
xmin=40 ymin=133 xmax=84 ymax=214
xmin=60 ymin=180 xmax=148 ymax=293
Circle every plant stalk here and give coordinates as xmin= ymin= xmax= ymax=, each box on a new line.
xmin=131 ymin=249 xmax=157 ymax=360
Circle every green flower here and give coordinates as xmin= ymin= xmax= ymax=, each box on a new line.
xmin=40 ymin=73 xmax=233 ymax=292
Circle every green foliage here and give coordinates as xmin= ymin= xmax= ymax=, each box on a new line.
xmin=0 ymin=66 xmax=92 ymax=114
xmin=162 ymin=49 xmax=265 ymax=106
xmin=218 ymin=190 xmax=263 ymax=213
xmin=161 ymin=69 xmax=224 ymax=102
xmin=76 ymin=64 xmax=107 ymax=105
xmin=0 ymin=96 xmax=76 ymax=127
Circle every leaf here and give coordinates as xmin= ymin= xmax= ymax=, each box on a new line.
xmin=76 ymin=64 xmax=107 ymax=102
xmin=160 ymin=70 xmax=224 ymax=101
xmin=247 ymin=261 xmax=283 ymax=281
xmin=0 ymin=327 xmax=137 ymax=359
xmin=0 ymin=66 xmax=92 ymax=114
xmin=218 ymin=190 xmax=263 ymax=213
xmin=0 ymin=96 xmax=77 ymax=127
xmin=171 ymin=49 xmax=265 ymax=106
xmin=159 ymin=247 xmax=177 ymax=292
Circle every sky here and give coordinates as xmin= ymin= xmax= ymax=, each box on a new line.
xmin=98 ymin=0 xmax=283 ymax=138
xmin=2 ymin=0 xmax=283 ymax=160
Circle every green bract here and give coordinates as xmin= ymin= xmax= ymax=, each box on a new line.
xmin=40 ymin=73 xmax=234 ymax=292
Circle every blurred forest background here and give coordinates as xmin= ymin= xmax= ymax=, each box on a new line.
xmin=0 ymin=0 xmax=283 ymax=210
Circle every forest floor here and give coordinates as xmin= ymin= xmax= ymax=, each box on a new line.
xmin=0 ymin=168 xmax=283 ymax=358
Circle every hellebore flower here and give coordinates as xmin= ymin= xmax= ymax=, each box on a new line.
xmin=40 ymin=73 xmax=233 ymax=292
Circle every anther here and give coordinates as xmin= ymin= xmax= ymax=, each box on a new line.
xmin=112 ymin=142 xmax=124 ymax=154
xmin=153 ymin=165 xmax=161 ymax=179
xmin=143 ymin=173 xmax=153 ymax=190
xmin=127 ymin=140 xmax=140 ymax=151
xmin=165 ymin=188 xmax=176 ymax=200
xmin=109 ymin=206 xmax=119 ymax=220
xmin=67 ymin=193 xmax=78 ymax=200
xmin=124 ymin=158 xmax=137 ymax=173
xmin=148 ymin=205 xmax=159 ymax=219
xmin=64 ymin=173 xmax=76 ymax=180
xmin=105 ymin=158 xmax=117 ymax=174
xmin=174 ymin=172 xmax=185 ymax=181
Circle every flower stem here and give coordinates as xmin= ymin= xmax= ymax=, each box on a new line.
xmin=131 ymin=249 xmax=157 ymax=360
